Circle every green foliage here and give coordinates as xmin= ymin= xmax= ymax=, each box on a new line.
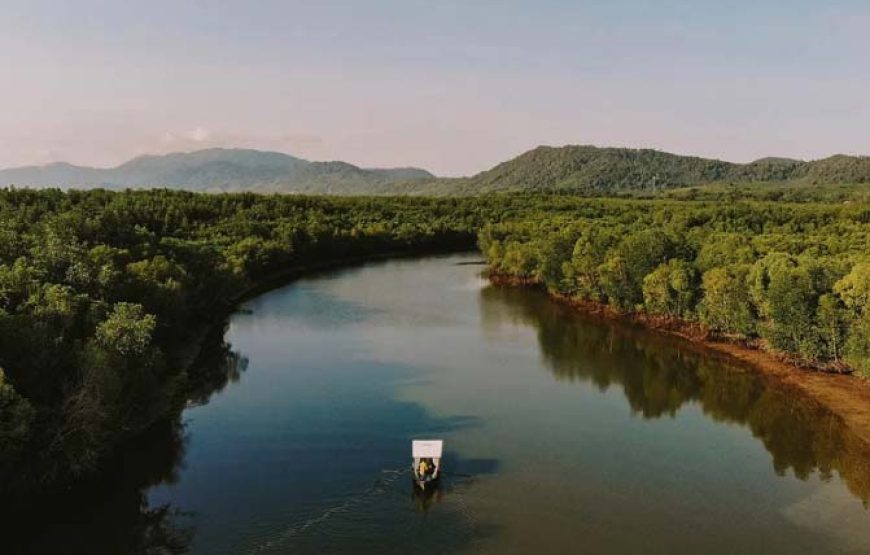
xmin=598 ymin=255 xmax=633 ymax=311
xmin=845 ymin=313 xmax=870 ymax=377
xmin=643 ymin=259 xmax=697 ymax=318
xmin=833 ymin=263 xmax=870 ymax=376
xmin=816 ymin=294 xmax=848 ymax=362
xmin=483 ymin=196 xmax=870 ymax=366
xmin=610 ymin=230 xmax=675 ymax=308
xmin=834 ymin=262 xmax=870 ymax=318
xmin=754 ymin=256 xmax=822 ymax=357
xmin=535 ymin=231 xmax=578 ymax=293
xmin=695 ymin=233 xmax=755 ymax=273
xmin=698 ymin=265 xmax=756 ymax=336
xmin=96 ymin=303 xmax=157 ymax=356
xmin=561 ymin=225 xmax=619 ymax=300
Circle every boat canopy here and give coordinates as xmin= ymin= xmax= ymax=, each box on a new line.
xmin=412 ymin=439 xmax=443 ymax=459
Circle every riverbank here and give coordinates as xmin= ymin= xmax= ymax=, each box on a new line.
xmin=487 ymin=271 xmax=870 ymax=447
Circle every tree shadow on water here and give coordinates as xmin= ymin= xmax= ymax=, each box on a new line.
xmin=480 ymin=283 xmax=870 ymax=505
xmin=3 ymin=330 xmax=248 ymax=555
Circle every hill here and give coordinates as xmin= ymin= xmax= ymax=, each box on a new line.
xmin=0 ymin=148 xmax=434 ymax=194
xmin=400 ymin=145 xmax=870 ymax=195
xmin=2 ymin=145 xmax=868 ymax=196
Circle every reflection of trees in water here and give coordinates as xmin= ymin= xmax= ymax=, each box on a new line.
xmin=6 ymin=330 xmax=248 ymax=554
xmin=184 ymin=325 xmax=249 ymax=408
xmin=480 ymin=285 xmax=870 ymax=503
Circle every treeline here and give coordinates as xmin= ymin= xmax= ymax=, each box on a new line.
xmin=0 ymin=188 xmax=493 ymax=492
xmin=662 ymin=182 xmax=870 ymax=204
xmin=479 ymin=198 xmax=870 ymax=376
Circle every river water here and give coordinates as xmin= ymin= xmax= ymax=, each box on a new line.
xmin=16 ymin=254 xmax=870 ymax=553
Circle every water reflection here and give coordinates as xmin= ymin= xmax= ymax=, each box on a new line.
xmin=411 ymin=456 xmax=500 ymax=515
xmin=185 ymin=325 xmax=249 ymax=408
xmin=412 ymin=484 xmax=445 ymax=513
xmin=480 ymin=283 xmax=870 ymax=504
xmin=4 ymin=329 xmax=248 ymax=555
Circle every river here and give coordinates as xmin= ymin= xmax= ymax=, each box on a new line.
xmin=15 ymin=253 xmax=870 ymax=554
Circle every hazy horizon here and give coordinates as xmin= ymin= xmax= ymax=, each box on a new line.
xmin=1 ymin=143 xmax=864 ymax=179
xmin=3 ymin=0 xmax=869 ymax=176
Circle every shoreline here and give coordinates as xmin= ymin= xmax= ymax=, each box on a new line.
xmin=487 ymin=272 xmax=870 ymax=447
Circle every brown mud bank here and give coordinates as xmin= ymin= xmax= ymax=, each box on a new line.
xmin=487 ymin=271 xmax=870 ymax=448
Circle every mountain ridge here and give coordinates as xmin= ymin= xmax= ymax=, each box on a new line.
xmin=2 ymin=145 xmax=869 ymax=195
xmin=0 ymin=148 xmax=435 ymax=194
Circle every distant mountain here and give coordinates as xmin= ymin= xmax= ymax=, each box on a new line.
xmin=399 ymin=145 xmax=870 ymax=195
xmin=0 ymin=148 xmax=435 ymax=194
xmin=3 ymin=145 xmax=868 ymax=196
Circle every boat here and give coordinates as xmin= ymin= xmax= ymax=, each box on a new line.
xmin=412 ymin=439 xmax=443 ymax=491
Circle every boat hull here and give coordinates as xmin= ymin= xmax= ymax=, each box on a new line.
xmin=413 ymin=472 xmax=440 ymax=491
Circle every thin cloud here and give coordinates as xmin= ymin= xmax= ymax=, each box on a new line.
xmin=161 ymin=127 xmax=211 ymax=145
xmin=187 ymin=127 xmax=210 ymax=142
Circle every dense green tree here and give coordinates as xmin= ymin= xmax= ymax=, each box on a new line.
xmin=561 ymin=225 xmax=619 ymax=300
xmin=695 ymin=233 xmax=756 ymax=273
xmin=643 ymin=259 xmax=698 ymax=318
xmin=834 ymin=262 xmax=870 ymax=318
xmin=698 ymin=265 xmax=756 ymax=336
xmin=845 ymin=313 xmax=870 ymax=377
xmin=598 ymin=255 xmax=634 ymax=311
xmin=536 ymin=231 xmax=579 ymax=293
xmin=816 ymin=294 xmax=848 ymax=362
xmin=594 ymin=230 xmax=675 ymax=310
xmin=95 ymin=302 xmax=157 ymax=357
xmin=500 ymin=241 xmax=539 ymax=278
xmin=750 ymin=255 xmax=820 ymax=357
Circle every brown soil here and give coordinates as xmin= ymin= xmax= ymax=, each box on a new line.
xmin=488 ymin=272 xmax=870 ymax=446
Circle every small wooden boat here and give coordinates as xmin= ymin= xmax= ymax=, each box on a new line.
xmin=412 ymin=439 xmax=443 ymax=491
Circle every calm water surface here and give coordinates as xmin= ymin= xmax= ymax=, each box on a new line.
xmin=18 ymin=254 xmax=870 ymax=553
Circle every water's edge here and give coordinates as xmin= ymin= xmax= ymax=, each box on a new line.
xmin=487 ymin=271 xmax=870 ymax=448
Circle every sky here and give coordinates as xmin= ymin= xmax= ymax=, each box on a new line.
xmin=2 ymin=0 xmax=869 ymax=176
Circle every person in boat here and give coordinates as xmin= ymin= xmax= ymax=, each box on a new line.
xmin=418 ymin=458 xmax=434 ymax=478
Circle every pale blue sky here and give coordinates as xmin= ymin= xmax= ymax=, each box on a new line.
xmin=2 ymin=0 xmax=869 ymax=175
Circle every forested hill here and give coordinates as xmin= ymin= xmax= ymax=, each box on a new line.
xmin=3 ymin=145 xmax=870 ymax=196
xmin=0 ymin=148 xmax=434 ymax=194
xmin=401 ymin=146 xmax=870 ymax=195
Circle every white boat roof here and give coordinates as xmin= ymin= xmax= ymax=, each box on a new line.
xmin=412 ymin=439 xmax=443 ymax=458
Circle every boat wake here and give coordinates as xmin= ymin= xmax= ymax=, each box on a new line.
xmin=244 ymin=467 xmax=411 ymax=554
